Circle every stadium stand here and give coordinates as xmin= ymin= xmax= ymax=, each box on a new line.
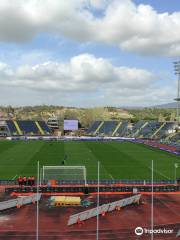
xmin=153 ymin=122 xmax=176 ymax=139
xmin=0 ymin=120 xmax=9 ymax=137
xmin=35 ymin=121 xmax=44 ymax=135
xmin=170 ymin=132 xmax=180 ymax=142
xmin=130 ymin=120 xmax=147 ymax=137
xmin=150 ymin=122 xmax=166 ymax=138
xmin=86 ymin=121 xmax=102 ymax=135
xmin=17 ymin=120 xmax=39 ymax=135
xmin=87 ymin=120 xmax=129 ymax=136
xmin=128 ymin=121 xmax=176 ymax=139
xmin=4 ymin=120 xmax=51 ymax=136
xmin=138 ymin=139 xmax=180 ymax=154
xmin=116 ymin=120 xmax=129 ymax=137
xmin=47 ymin=116 xmax=59 ymax=131
xmin=137 ymin=121 xmax=162 ymax=138
xmin=38 ymin=121 xmax=51 ymax=135
xmin=6 ymin=120 xmax=18 ymax=135
xmin=112 ymin=122 xmax=122 ymax=136
xmin=165 ymin=132 xmax=180 ymax=149
xmin=98 ymin=121 xmax=118 ymax=136
xmin=94 ymin=121 xmax=104 ymax=135
xmin=14 ymin=121 xmax=23 ymax=135
xmin=166 ymin=132 xmax=178 ymax=141
xmin=86 ymin=120 xmax=177 ymax=140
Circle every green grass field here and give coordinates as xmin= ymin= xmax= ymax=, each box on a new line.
xmin=0 ymin=140 xmax=179 ymax=180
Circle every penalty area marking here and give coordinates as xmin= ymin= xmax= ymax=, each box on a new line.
xmin=148 ymin=167 xmax=171 ymax=180
xmin=99 ymin=162 xmax=114 ymax=180
xmin=12 ymin=174 xmax=17 ymax=180
xmin=109 ymin=174 xmax=114 ymax=180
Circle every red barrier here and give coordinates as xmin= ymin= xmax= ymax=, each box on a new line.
xmin=140 ymin=140 xmax=179 ymax=153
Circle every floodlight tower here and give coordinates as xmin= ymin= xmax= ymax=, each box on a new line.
xmin=174 ymin=61 xmax=180 ymax=125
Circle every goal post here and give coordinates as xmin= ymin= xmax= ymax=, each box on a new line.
xmin=41 ymin=166 xmax=87 ymax=184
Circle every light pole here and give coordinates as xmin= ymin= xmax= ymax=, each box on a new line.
xmin=174 ymin=163 xmax=178 ymax=183
xmin=36 ymin=160 xmax=39 ymax=240
xmin=174 ymin=61 xmax=180 ymax=125
xmin=151 ymin=160 xmax=154 ymax=240
xmin=96 ymin=161 xmax=100 ymax=240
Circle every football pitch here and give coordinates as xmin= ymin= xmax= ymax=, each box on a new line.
xmin=0 ymin=140 xmax=179 ymax=180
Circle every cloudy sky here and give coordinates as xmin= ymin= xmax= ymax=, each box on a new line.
xmin=0 ymin=0 xmax=179 ymax=107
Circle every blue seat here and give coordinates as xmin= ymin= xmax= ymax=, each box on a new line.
xmin=38 ymin=121 xmax=52 ymax=134
xmin=86 ymin=121 xmax=102 ymax=134
xmin=17 ymin=120 xmax=39 ymax=135
xmin=6 ymin=120 xmax=17 ymax=135
xmin=99 ymin=121 xmax=118 ymax=135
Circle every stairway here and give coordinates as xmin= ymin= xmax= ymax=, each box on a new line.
xmin=13 ymin=121 xmax=22 ymax=135
xmin=112 ymin=122 xmax=121 ymax=136
xmin=35 ymin=121 xmax=44 ymax=135
xmin=94 ymin=121 xmax=104 ymax=135
xmin=151 ymin=122 xmax=166 ymax=139
xmin=132 ymin=121 xmax=148 ymax=138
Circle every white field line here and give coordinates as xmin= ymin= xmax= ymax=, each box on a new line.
xmin=11 ymin=174 xmax=17 ymax=180
xmin=109 ymin=174 xmax=114 ymax=180
xmin=97 ymin=162 xmax=114 ymax=180
xmin=148 ymin=167 xmax=171 ymax=180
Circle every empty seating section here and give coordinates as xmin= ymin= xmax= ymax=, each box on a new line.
xmin=130 ymin=121 xmax=163 ymax=138
xmin=170 ymin=133 xmax=180 ymax=142
xmin=38 ymin=121 xmax=51 ymax=134
xmin=139 ymin=121 xmax=162 ymax=138
xmin=131 ymin=120 xmax=146 ymax=137
xmin=162 ymin=132 xmax=180 ymax=149
xmin=86 ymin=121 xmax=101 ymax=134
xmin=5 ymin=120 xmax=51 ymax=136
xmin=116 ymin=121 xmax=129 ymax=136
xmin=87 ymin=120 xmax=129 ymax=136
xmin=155 ymin=122 xmax=176 ymax=139
xmin=17 ymin=120 xmax=39 ymax=135
xmin=87 ymin=120 xmax=177 ymax=140
xmin=5 ymin=119 xmax=179 ymax=143
xmin=130 ymin=120 xmax=146 ymax=137
xmin=99 ymin=121 xmax=118 ymax=135
xmin=6 ymin=120 xmax=17 ymax=135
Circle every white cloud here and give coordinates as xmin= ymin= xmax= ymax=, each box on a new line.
xmin=0 ymin=53 xmax=154 ymax=91
xmin=0 ymin=0 xmax=180 ymax=56
xmin=0 ymin=53 xmax=175 ymax=106
xmin=103 ymin=85 xmax=175 ymax=107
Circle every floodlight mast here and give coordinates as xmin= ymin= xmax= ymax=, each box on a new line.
xmin=174 ymin=61 xmax=180 ymax=125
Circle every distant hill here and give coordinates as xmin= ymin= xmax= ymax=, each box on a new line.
xmin=153 ymin=102 xmax=177 ymax=109
xmin=0 ymin=105 xmax=177 ymax=124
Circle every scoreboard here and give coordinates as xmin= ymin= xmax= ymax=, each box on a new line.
xmin=64 ymin=120 xmax=78 ymax=131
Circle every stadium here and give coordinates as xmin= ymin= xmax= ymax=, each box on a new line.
xmin=0 ymin=119 xmax=179 ymax=180
xmin=0 ymin=117 xmax=179 ymax=239
xmin=0 ymin=1 xmax=180 ymax=240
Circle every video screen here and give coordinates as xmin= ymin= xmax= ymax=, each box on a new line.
xmin=64 ymin=120 xmax=78 ymax=130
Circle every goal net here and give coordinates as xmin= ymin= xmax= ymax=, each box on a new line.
xmin=41 ymin=166 xmax=87 ymax=183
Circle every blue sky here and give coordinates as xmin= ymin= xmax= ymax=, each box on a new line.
xmin=134 ymin=0 xmax=180 ymax=13
xmin=0 ymin=0 xmax=179 ymax=107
